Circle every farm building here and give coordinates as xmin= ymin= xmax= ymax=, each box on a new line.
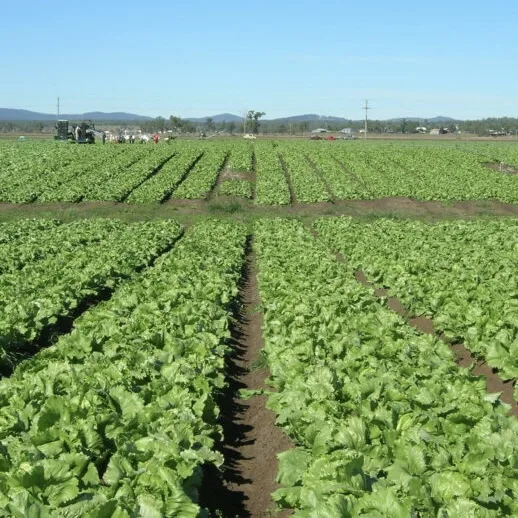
xmin=311 ymin=128 xmax=328 ymax=133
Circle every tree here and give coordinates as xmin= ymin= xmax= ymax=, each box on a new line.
xmin=226 ymin=121 xmax=236 ymax=135
xmin=169 ymin=115 xmax=182 ymax=132
xmin=246 ymin=110 xmax=265 ymax=134
xmin=206 ymin=117 xmax=216 ymax=132
xmin=448 ymin=122 xmax=458 ymax=134
xmin=155 ymin=116 xmax=166 ymax=132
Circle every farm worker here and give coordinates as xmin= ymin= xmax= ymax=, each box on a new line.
xmin=75 ymin=125 xmax=81 ymax=141
xmin=102 ymin=132 xmax=106 ymax=144
xmin=153 ymin=133 xmax=159 ymax=144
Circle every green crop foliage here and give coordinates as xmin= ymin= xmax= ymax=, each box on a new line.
xmin=218 ymin=179 xmax=253 ymax=198
xmin=255 ymin=218 xmax=518 ymax=516
xmin=316 ymin=216 xmax=518 ymax=388
xmin=0 ymin=219 xmax=183 ymax=369
xmin=2 ymin=139 xmax=518 ymax=203
xmin=0 ymin=220 xmax=247 ymax=515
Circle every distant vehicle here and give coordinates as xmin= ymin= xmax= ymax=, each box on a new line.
xmin=55 ymin=120 xmax=96 ymax=144
xmin=488 ymin=130 xmax=508 ymax=137
xmin=326 ymin=136 xmax=336 ymax=141
xmin=243 ymin=134 xmax=257 ymax=140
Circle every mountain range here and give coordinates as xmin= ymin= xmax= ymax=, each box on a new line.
xmin=0 ymin=109 xmax=152 ymax=121
xmin=186 ymin=114 xmax=455 ymax=124
xmin=0 ymin=108 xmax=456 ymax=124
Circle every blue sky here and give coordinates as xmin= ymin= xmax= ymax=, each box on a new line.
xmin=1 ymin=1 xmax=517 ymax=120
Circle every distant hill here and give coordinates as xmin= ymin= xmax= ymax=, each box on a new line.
xmin=186 ymin=113 xmax=243 ymax=123
xmin=387 ymin=116 xmax=455 ymax=124
xmin=0 ymin=108 xmax=459 ymax=124
xmin=428 ymin=116 xmax=455 ymax=123
xmin=266 ymin=114 xmax=349 ymax=124
xmin=0 ymin=108 xmax=152 ymax=121
xmin=185 ymin=113 xmax=457 ymax=124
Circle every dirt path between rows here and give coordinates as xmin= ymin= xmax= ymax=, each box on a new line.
xmin=200 ymin=239 xmax=292 ymax=517
xmin=308 ymin=226 xmax=518 ymax=417
xmin=2 ymin=196 xmax=518 ymax=221
xmin=207 ymin=153 xmax=231 ymax=201
xmin=278 ymin=153 xmax=296 ymax=204
xmin=306 ymin=156 xmax=337 ymax=203
xmin=353 ymin=270 xmax=518 ymax=416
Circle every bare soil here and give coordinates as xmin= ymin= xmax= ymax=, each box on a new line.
xmin=333 ymin=158 xmax=371 ymax=194
xmin=162 ymin=199 xmax=207 ymax=213
xmin=2 ymin=196 xmax=518 ymax=221
xmin=355 ymin=270 xmax=518 ymax=416
xmin=485 ymin=162 xmax=518 ymax=175
xmin=314 ymin=234 xmax=518 ymax=417
xmin=306 ymin=156 xmax=337 ymax=203
xmin=200 ymin=240 xmax=292 ymax=517
xmin=219 ymin=170 xmax=255 ymax=182
xmin=277 ymin=154 xmax=296 ymax=204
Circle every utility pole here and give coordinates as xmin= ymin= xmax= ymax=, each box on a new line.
xmin=363 ymin=99 xmax=370 ymax=139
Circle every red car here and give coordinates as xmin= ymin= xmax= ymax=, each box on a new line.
xmin=326 ymin=136 xmax=336 ymax=140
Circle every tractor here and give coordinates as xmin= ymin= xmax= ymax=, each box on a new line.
xmin=55 ymin=120 xmax=97 ymax=144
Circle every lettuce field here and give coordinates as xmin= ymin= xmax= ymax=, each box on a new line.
xmin=0 ymin=139 xmax=518 ymax=516
xmin=1 ymin=139 xmax=518 ymax=204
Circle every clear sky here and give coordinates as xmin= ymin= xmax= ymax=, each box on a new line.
xmin=1 ymin=0 xmax=517 ymax=120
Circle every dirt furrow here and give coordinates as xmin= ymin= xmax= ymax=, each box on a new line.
xmin=352 ymin=270 xmax=518 ymax=414
xmin=3 ymin=197 xmax=518 ymax=220
xmin=207 ymin=153 xmax=231 ymax=201
xmin=309 ymin=229 xmax=518 ymax=417
xmin=278 ymin=153 xmax=296 ymax=204
xmin=0 ymin=229 xmax=185 ymax=378
xmin=306 ymin=155 xmax=337 ymax=203
xmin=200 ymin=238 xmax=292 ymax=517
xmin=332 ymin=156 xmax=371 ymax=195
xmin=120 ymin=152 xmax=177 ymax=202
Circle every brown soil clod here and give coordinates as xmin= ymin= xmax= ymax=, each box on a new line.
xmin=200 ymin=238 xmax=293 ymax=517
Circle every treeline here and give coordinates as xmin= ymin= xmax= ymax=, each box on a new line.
xmin=137 ymin=116 xmax=518 ymax=136
xmin=2 ymin=116 xmax=518 ymax=137
xmin=109 ymin=116 xmax=518 ymax=136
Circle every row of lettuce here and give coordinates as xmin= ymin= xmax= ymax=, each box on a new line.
xmin=256 ymin=219 xmax=518 ymax=517
xmin=0 ymin=219 xmax=182 ymax=371
xmin=3 ymin=140 xmax=518 ymax=204
xmin=315 ymin=217 xmax=518 ymax=398
xmin=0 ymin=219 xmax=247 ymax=516
xmin=1 ymin=217 xmax=518 ymax=515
